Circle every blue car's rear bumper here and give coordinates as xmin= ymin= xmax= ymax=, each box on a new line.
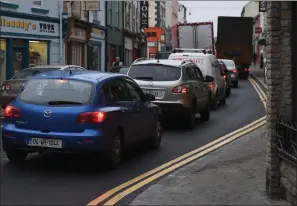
xmin=2 ymin=124 xmax=110 ymax=154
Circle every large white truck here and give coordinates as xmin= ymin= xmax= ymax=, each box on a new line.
xmin=176 ymin=22 xmax=214 ymax=54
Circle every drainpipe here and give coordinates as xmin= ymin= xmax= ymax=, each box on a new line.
xmin=59 ymin=0 xmax=64 ymax=64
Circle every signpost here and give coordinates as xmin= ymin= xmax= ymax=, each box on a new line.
xmin=259 ymin=1 xmax=267 ymax=12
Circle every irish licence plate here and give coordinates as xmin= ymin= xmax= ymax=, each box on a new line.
xmin=28 ymin=138 xmax=63 ymax=149
xmin=143 ymin=90 xmax=163 ymax=98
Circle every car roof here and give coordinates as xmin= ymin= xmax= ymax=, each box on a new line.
xmin=32 ymin=70 xmax=126 ymax=83
xmin=29 ymin=65 xmax=82 ymax=69
xmin=132 ymin=59 xmax=184 ymax=67
xmin=169 ymin=52 xmax=212 ymax=58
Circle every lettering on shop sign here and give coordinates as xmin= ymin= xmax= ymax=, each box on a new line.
xmin=0 ymin=18 xmax=37 ymax=31
xmin=39 ymin=23 xmax=55 ymax=34
xmin=140 ymin=1 xmax=148 ymax=29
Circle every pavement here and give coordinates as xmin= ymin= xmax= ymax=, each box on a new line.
xmin=250 ymin=64 xmax=267 ymax=90
xmin=130 ymin=126 xmax=290 ymax=205
xmin=0 ymin=80 xmax=266 ymax=205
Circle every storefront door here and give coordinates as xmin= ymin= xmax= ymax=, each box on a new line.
xmin=12 ymin=47 xmax=25 ymax=76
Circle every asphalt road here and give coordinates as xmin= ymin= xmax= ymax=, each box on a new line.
xmin=0 ymin=79 xmax=265 ymax=206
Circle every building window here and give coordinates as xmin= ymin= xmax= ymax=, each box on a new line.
xmin=116 ymin=2 xmax=120 ymax=28
xmin=126 ymin=2 xmax=131 ymax=30
xmin=108 ymin=2 xmax=112 ymax=26
xmin=93 ymin=11 xmax=98 ymax=21
xmin=33 ymin=0 xmax=42 ymax=7
xmin=132 ymin=4 xmax=136 ymax=32
xmin=147 ymin=32 xmax=157 ymax=37
xmin=29 ymin=41 xmax=48 ymax=67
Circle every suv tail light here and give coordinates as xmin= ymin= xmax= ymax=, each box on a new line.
xmin=77 ymin=111 xmax=106 ymax=123
xmin=1 ymin=84 xmax=11 ymax=91
xmin=223 ymin=75 xmax=227 ymax=79
xmin=4 ymin=105 xmax=22 ymax=118
xmin=233 ymin=68 xmax=238 ymax=73
xmin=245 ymin=68 xmax=251 ymax=72
xmin=172 ymin=84 xmax=189 ymax=94
xmin=209 ymin=82 xmax=215 ymax=90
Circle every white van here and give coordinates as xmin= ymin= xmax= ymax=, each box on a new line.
xmin=168 ymin=52 xmax=226 ymax=109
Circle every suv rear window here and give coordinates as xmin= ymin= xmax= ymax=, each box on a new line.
xmin=221 ymin=60 xmax=235 ymax=68
xmin=13 ymin=68 xmax=57 ymax=79
xmin=20 ymin=79 xmax=94 ymax=105
xmin=128 ymin=64 xmax=181 ymax=81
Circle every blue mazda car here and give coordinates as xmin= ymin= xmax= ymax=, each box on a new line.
xmin=2 ymin=70 xmax=163 ymax=169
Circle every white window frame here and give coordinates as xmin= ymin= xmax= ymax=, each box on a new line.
xmin=108 ymin=2 xmax=112 ymax=26
xmin=32 ymin=0 xmax=42 ymax=7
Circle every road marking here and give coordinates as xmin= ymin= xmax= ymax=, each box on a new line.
xmin=248 ymin=77 xmax=267 ymax=99
xmin=103 ymin=119 xmax=266 ymax=206
xmin=248 ymin=77 xmax=267 ymax=109
xmin=87 ymin=119 xmax=267 ymax=205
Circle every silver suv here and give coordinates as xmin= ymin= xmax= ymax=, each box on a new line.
xmin=127 ymin=59 xmax=214 ymax=129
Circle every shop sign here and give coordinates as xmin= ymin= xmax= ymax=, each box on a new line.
xmin=255 ymin=27 xmax=262 ymax=34
xmin=70 ymin=27 xmax=87 ymax=41
xmin=0 ymin=16 xmax=58 ymax=36
xmin=91 ymin=28 xmax=105 ymax=40
xmin=149 ymin=47 xmax=158 ymax=55
xmin=86 ymin=1 xmax=100 ymax=11
xmin=140 ymin=1 xmax=149 ymax=29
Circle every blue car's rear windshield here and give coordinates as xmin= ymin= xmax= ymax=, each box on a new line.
xmin=19 ymin=79 xmax=94 ymax=106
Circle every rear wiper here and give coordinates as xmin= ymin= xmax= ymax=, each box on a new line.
xmin=134 ymin=77 xmax=154 ymax=80
xmin=47 ymin=101 xmax=82 ymax=105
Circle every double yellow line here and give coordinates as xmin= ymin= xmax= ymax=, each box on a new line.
xmin=87 ymin=77 xmax=267 ymax=206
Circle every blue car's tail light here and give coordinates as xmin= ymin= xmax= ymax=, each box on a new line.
xmin=4 ymin=105 xmax=22 ymax=119
xmin=77 ymin=111 xmax=106 ymax=123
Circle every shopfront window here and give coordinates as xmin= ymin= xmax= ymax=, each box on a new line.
xmin=29 ymin=41 xmax=48 ymax=67
xmin=0 ymin=39 xmax=6 ymax=83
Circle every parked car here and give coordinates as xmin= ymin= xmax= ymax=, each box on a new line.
xmin=155 ymin=51 xmax=172 ymax=59
xmin=110 ymin=65 xmax=129 ymax=74
xmin=127 ymin=59 xmax=212 ymax=129
xmin=168 ymin=52 xmax=226 ymax=110
xmin=119 ymin=67 xmax=129 ymax=75
xmin=218 ymin=59 xmax=239 ymax=88
xmin=2 ymin=70 xmax=162 ymax=169
xmin=0 ymin=65 xmax=86 ymax=109
xmin=219 ymin=61 xmax=232 ymax=97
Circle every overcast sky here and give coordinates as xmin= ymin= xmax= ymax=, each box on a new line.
xmin=181 ymin=1 xmax=248 ymax=37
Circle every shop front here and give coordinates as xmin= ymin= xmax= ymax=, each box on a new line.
xmin=64 ymin=18 xmax=89 ymax=68
xmin=89 ymin=27 xmax=105 ymax=71
xmin=0 ymin=15 xmax=60 ymax=80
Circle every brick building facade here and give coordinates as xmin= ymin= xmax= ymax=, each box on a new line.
xmin=265 ymin=2 xmax=297 ymax=205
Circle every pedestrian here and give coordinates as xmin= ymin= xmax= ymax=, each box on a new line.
xmin=252 ymin=52 xmax=257 ymax=66
xmin=109 ymin=57 xmax=123 ymax=72
xmin=260 ymin=53 xmax=264 ymax=69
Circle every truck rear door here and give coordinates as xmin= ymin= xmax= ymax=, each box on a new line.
xmin=178 ymin=25 xmax=195 ymax=48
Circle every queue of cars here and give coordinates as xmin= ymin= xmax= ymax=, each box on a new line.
xmin=0 ymin=49 xmax=240 ymax=169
